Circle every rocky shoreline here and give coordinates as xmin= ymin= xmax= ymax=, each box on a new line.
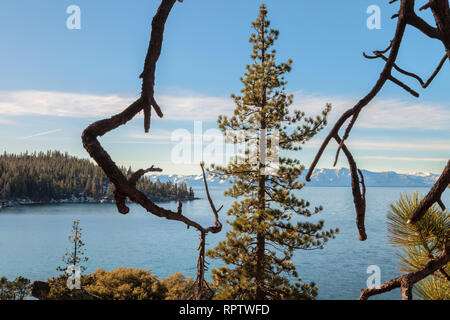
xmin=0 ymin=195 xmax=199 ymax=209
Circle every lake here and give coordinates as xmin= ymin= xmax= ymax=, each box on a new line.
xmin=1 ymin=186 xmax=446 ymax=300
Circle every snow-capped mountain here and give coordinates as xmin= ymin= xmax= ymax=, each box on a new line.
xmin=305 ymin=168 xmax=439 ymax=187
xmin=147 ymin=168 xmax=440 ymax=187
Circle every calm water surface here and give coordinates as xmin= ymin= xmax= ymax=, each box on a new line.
xmin=1 ymin=186 xmax=446 ymax=300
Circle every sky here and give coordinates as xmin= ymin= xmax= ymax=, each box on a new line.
xmin=0 ymin=0 xmax=448 ymax=175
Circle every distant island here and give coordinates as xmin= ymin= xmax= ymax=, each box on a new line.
xmin=0 ymin=151 xmax=196 ymax=208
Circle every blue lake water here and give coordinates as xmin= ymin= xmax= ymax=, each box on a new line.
xmin=0 ymin=186 xmax=447 ymax=300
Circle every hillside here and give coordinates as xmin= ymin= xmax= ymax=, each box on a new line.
xmin=0 ymin=151 xmax=195 ymax=207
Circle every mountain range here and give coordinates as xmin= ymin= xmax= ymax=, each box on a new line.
xmin=147 ymin=168 xmax=440 ymax=188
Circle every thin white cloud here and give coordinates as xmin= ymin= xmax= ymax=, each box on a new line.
xmin=0 ymin=90 xmax=234 ymax=122
xmin=125 ymin=129 xmax=174 ymax=141
xmin=304 ymin=139 xmax=450 ymax=152
xmin=158 ymin=94 xmax=234 ymax=121
xmin=292 ymin=91 xmax=450 ymax=130
xmin=19 ymin=129 xmax=62 ymax=140
xmin=0 ymin=90 xmax=448 ymax=130
xmin=106 ymin=128 xmax=450 ymax=157
xmin=355 ymin=156 xmax=448 ymax=162
xmin=0 ymin=90 xmax=135 ymax=118
xmin=127 ymin=128 xmax=224 ymax=141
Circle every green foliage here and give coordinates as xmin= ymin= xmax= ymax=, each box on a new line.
xmin=57 ymin=219 xmax=88 ymax=273
xmin=46 ymin=275 xmax=94 ymax=300
xmin=0 ymin=151 xmax=108 ymax=201
xmin=0 ymin=151 xmax=194 ymax=203
xmin=207 ymin=4 xmax=337 ymax=300
xmin=47 ymin=269 xmax=194 ymax=300
xmin=415 ymin=276 xmax=449 ymax=300
xmin=160 ymin=272 xmax=195 ymax=300
xmin=0 ymin=276 xmax=31 ymax=300
xmin=135 ymin=176 xmax=194 ymax=201
xmin=82 ymin=268 xmax=167 ymax=300
xmin=387 ymin=192 xmax=449 ymax=300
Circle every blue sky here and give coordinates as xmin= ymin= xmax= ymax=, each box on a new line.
xmin=0 ymin=0 xmax=448 ymax=174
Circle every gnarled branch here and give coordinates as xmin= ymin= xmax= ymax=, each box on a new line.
xmin=408 ymin=160 xmax=450 ymax=224
xmin=334 ymin=135 xmax=367 ymax=241
xmin=306 ymin=0 xmax=449 ymax=242
xmin=186 ymin=163 xmax=223 ymax=300
xmin=81 ymin=1 xmax=223 ymax=300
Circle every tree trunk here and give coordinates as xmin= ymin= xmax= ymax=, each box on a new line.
xmin=255 ymin=119 xmax=267 ymax=300
xmin=429 ymin=0 xmax=450 ymax=59
xmin=255 ymin=174 xmax=266 ymax=300
xmin=255 ymin=10 xmax=268 ymax=301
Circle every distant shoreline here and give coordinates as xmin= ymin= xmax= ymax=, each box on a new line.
xmin=1 ymin=185 xmax=434 ymax=210
xmin=0 ymin=196 xmax=200 ymax=209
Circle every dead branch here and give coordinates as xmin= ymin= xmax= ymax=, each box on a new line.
xmin=186 ymin=163 xmax=223 ymax=300
xmin=408 ymin=160 xmax=450 ymax=224
xmin=81 ymin=0 xmax=198 ymax=225
xmin=429 ymin=0 xmax=450 ymax=58
xmin=306 ymin=0 xmax=449 ymax=241
xmin=423 ymin=54 xmax=448 ymax=87
xmin=359 ymin=239 xmax=449 ymax=300
xmin=81 ymin=0 xmax=222 ymax=300
xmin=82 ymin=1 xmax=178 ymax=219
xmin=200 ymin=163 xmax=223 ymax=233
xmin=334 ymin=135 xmax=367 ymax=241
xmin=129 ymin=166 xmax=163 ymax=186
xmin=420 ymin=2 xmax=431 ymax=11
xmin=313 ymin=0 xmax=413 ymax=171
xmin=314 ymin=0 xmax=450 ymax=298
xmin=114 ymin=166 xmax=163 ymax=215
xmin=363 ymin=51 xmax=447 ymax=89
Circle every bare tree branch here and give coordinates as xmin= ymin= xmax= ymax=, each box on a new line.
xmin=186 ymin=163 xmax=223 ymax=300
xmin=363 ymin=51 xmax=447 ymax=88
xmin=312 ymin=0 xmax=412 ymax=170
xmin=139 ymin=0 xmax=177 ymax=132
xmin=306 ymin=0 xmax=449 ymax=243
xmin=334 ymin=135 xmax=367 ymax=241
xmin=408 ymin=160 xmax=450 ymax=224
xmin=201 ymin=163 xmax=223 ymax=233
xmin=429 ymin=0 xmax=450 ymax=58
xmin=129 ymin=166 xmax=163 ymax=186
xmin=81 ymin=2 xmax=223 ymax=301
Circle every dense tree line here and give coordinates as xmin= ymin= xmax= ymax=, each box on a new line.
xmin=2 ymin=270 xmax=197 ymax=300
xmin=42 ymin=269 xmax=197 ymax=300
xmin=0 ymin=151 xmax=194 ymax=203
xmin=0 ymin=277 xmax=31 ymax=300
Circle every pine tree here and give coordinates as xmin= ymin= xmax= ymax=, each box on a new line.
xmin=387 ymin=192 xmax=449 ymax=300
xmin=207 ymin=4 xmax=337 ymax=300
xmin=57 ymin=219 xmax=88 ymax=274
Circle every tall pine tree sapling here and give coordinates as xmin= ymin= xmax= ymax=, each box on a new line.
xmin=207 ymin=4 xmax=338 ymax=300
xmin=57 ymin=218 xmax=88 ymax=274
